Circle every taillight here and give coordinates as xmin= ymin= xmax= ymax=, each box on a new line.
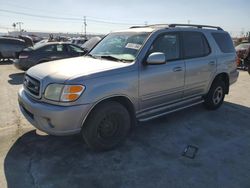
xmin=236 ymin=58 xmax=241 ymax=66
xmin=19 ymin=55 xmax=29 ymax=59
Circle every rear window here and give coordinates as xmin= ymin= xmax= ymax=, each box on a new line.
xmin=183 ymin=32 xmax=210 ymax=59
xmin=212 ymin=33 xmax=235 ymax=53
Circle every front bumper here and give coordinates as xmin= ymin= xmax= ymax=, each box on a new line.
xmin=18 ymin=87 xmax=92 ymax=135
xmin=14 ymin=59 xmax=31 ymax=71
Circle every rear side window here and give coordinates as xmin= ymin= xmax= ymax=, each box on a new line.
xmin=182 ymin=32 xmax=210 ymax=59
xmin=67 ymin=44 xmax=84 ymax=53
xmin=212 ymin=33 xmax=235 ymax=53
xmin=56 ymin=44 xmax=64 ymax=52
xmin=41 ymin=45 xmax=56 ymax=52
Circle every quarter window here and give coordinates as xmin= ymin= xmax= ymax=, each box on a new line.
xmin=212 ymin=33 xmax=235 ymax=53
xmin=149 ymin=33 xmax=180 ymax=61
xmin=183 ymin=32 xmax=210 ymax=59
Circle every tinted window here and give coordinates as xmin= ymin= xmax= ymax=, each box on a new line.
xmin=68 ymin=45 xmax=84 ymax=53
xmin=212 ymin=33 xmax=235 ymax=53
xmin=183 ymin=32 xmax=210 ymax=58
xmin=149 ymin=33 xmax=180 ymax=60
xmin=41 ymin=45 xmax=56 ymax=52
xmin=40 ymin=44 xmax=64 ymax=52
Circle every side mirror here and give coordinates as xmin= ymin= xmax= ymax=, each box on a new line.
xmin=146 ymin=52 xmax=166 ymax=65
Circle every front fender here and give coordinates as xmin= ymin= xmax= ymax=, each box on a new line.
xmin=78 ymin=71 xmax=139 ymax=110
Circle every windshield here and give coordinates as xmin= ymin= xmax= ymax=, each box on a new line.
xmin=89 ymin=32 xmax=150 ymax=62
xmin=236 ymin=43 xmax=250 ymax=50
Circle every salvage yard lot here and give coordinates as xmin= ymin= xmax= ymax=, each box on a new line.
xmin=0 ymin=61 xmax=250 ymax=188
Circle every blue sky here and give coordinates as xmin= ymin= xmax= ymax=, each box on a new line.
xmin=0 ymin=0 xmax=249 ymax=37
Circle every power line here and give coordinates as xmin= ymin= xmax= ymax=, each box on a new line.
xmin=2 ymin=2 xmax=146 ymax=24
xmin=0 ymin=8 xmax=143 ymax=25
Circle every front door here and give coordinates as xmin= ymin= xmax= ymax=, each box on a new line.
xmin=139 ymin=32 xmax=185 ymax=110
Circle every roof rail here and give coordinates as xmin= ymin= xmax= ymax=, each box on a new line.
xmin=130 ymin=25 xmax=147 ymax=29
xmin=130 ymin=24 xmax=169 ymax=29
xmin=168 ymin=24 xmax=223 ymax=31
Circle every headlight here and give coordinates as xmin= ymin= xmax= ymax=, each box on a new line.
xmin=44 ymin=84 xmax=85 ymax=102
xmin=44 ymin=84 xmax=64 ymax=101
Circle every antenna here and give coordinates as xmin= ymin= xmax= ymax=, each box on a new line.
xmin=84 ymin=16 xmax=87 ymax=38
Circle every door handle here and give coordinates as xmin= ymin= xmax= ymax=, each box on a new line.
xmin=208 ymin=61 xmax=216 ymax=66
xmin=173 ymin=67 xmax=183 ymax=72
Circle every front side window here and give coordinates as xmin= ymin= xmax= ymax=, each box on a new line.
xmin=149 ymin=33 xmax=180 ymax=61
xmin=183 ymin=32 xmax=210 ymax=59
xmin=89 ymin=32 xmax=150 ymax=62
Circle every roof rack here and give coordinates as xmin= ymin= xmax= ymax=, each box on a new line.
xmin=130 ymin=24 xmax=169 ymax=29
xmin=168 ymin=24 xmax=223 ymax=31
xmin=130 ymin=24 xmax=223 ymax=31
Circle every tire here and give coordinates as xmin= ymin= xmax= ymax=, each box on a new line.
xmin=203 ymin=79 xmax=226 ymax=110
xmin=82 ymin=101 xmax=131 ymax=151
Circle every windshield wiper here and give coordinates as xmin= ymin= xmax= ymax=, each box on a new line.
xmin=98 ymin=55 xmax=132 ymax=63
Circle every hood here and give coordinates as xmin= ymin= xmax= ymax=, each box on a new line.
xmin=27 ymin=56 xmax=131 ymax=82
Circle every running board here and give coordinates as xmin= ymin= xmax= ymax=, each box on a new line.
xmin=137 ymin=97 xmax=204 ymax=122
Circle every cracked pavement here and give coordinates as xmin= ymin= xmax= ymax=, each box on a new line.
xmin=0 ymin=61 xmax=250 ymax=188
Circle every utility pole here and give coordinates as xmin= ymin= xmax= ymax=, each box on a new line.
xmin=187 ymin=20 xmax=191 ymax=24
xmin=12 ymin=23 xmax=16 ymax=31
xmin=15 ymin=22 xmax=23 ymax=35
xmin=84 ymin=16 xmax=87 ymax=38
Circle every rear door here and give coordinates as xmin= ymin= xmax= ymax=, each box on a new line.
xmin=37 ymin=44 xmax=68 ymax=62
xmin=182 ymin=31 xmax=216 ymax=98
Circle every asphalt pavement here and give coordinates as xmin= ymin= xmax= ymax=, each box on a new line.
xmin=0 ymin=61 xmax=250 ymax=188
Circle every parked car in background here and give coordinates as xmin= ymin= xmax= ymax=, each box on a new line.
xmin=28 ymin=34 xmax=43 ymax=43
xmin=14 ymin=42 xmax=86 ymax=70
xmin=235 ymin=42 xmax=250 ymax=70
xmin=19 ymin=35 xmax=34 ymax=47
xmin=81 ymin=36 xmax=102 ymax=53
xmin=72 ymin=37 xmax=88 ymax=46
xmin=0 ymin=37 xmax=27 ymax=59
xmin=18 ymin=24 xmax=238 ymax=151
xmin=55 ymin=36 xmax=71 ymax=42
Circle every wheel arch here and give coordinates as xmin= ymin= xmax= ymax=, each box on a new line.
xmin=210 ymin=72 xmax=230 ymax=94
xmin=81 ymin=95 xmax=137 ymax=130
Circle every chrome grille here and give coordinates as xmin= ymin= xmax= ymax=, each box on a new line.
xmin=23 ymin=74 xmax=40 ymax=97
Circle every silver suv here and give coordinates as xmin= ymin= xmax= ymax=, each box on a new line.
xmin=18 ymin=24 xmax=239 ymax=150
